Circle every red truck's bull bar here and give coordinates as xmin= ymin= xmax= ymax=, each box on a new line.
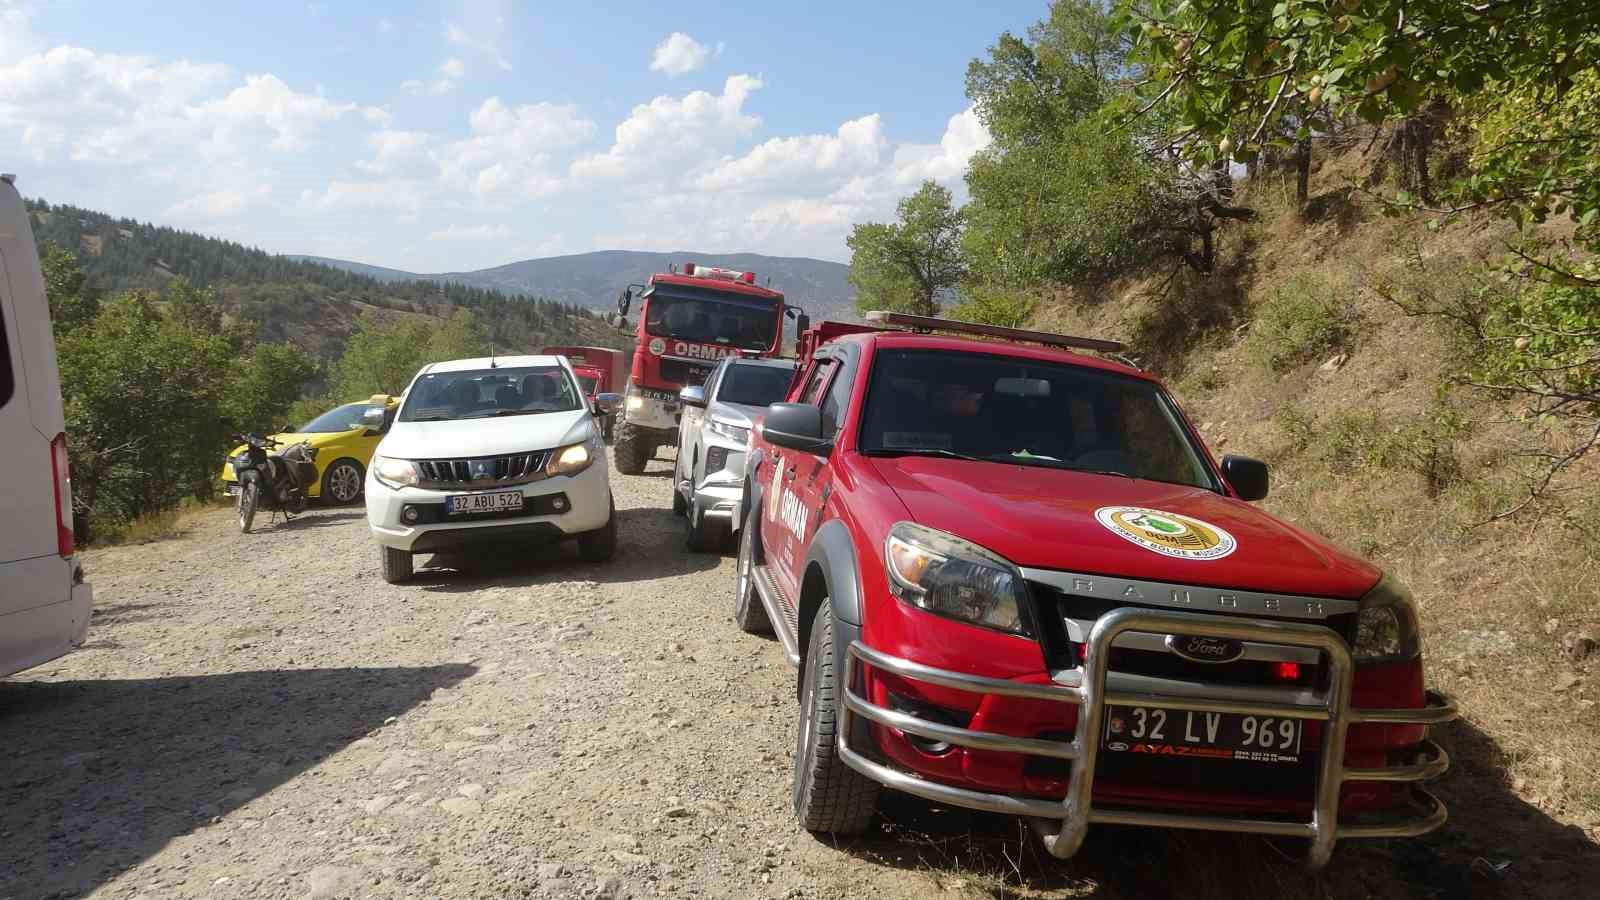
xmin=838 ymin=607 xmax=1456 ymax=868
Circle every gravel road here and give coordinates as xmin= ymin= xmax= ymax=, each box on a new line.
xmin=3 ymin=451 xmax=1591 ymax=899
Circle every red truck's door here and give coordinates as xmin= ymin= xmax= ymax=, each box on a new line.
xmin=763 ymin=357 xmax=840 ymax=601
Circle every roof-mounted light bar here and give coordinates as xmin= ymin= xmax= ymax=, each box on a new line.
xmin=862 ymin=311 xmax=1124 ymax=353
xmin=683 ymin=262 xmax=757 ymax=284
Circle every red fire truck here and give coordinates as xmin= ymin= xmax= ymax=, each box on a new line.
xmin=611 ymin=263 xmax=805 ymax=474
xmin=542 ymin=345 xmax=627 ymax=440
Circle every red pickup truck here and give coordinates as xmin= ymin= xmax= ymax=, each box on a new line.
xmin=733 ymin=312 xmax=1455 ymax=867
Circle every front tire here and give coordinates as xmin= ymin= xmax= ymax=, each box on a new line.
xmin=321 ymin=459 xmax=365 ymax=506
xmin=613 ymin=419 xmax=651 ymax=475
xmin=793 ymin=598 xmax=879 ymax=834
xmin=685 ymin=505 xmax=720 ymax=552
xmin=578 ymin=497 xmax=617 ymax=563
xmin=237 ymin=480 xmax=258 ymax=533
xmin=733 ymin=506 xmax=772 ymax=635
xmin=380 ymin=545 xmax=413 ymax=584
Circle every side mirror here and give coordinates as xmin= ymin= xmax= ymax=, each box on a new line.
xmin=616 ymin=288 xmax=632 ymax=317
xmin=762 ymin=403 xmax=832 ymax=455
xmin=595 ymin=391 xmax=621 ymax=411
xmin=795 ymin=313 xmax=810 ymax=334
xmin=1221 ymin=454 xmax=1269 ymax=501
xmin=678 ymin=385 xmax=707 ymax=408
xmin=361 ymin=405 xmax=388 ymax=435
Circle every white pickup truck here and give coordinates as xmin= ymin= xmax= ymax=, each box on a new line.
xmin=0 ymin=173 xmax=93 ymax=677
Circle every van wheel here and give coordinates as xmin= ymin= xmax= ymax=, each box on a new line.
xmin=237 ymin=480 xmax=258 ymax=533
xmin=380 ymin=546 xmax=413 ymax=584
xmin=613 ymin=420 xmax=652 ymax=475
xmin=793 ymin=598 xmax=879 ymax=834
xmin=733 ymin=506 xmax=772 ymax=635
xmin=578 ymin=497 xmax=617 ymax=562
xmin=321 ymin=459 xmax=365 ymax=505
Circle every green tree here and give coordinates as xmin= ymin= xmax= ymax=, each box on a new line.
xmin=847 ymin=181 xmax=966 ymax=316
xmin=40 ymin=242 xmax=99 ymax=336
xmin=329 ymin=309 xmax=489 ymax=399
xmin=1128 ymin=0 xmax=1600 ymax=249
xmin=230 ymin=342 xmax=319 ymax=433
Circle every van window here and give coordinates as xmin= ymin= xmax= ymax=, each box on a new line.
xmin=1 ymin=261 xmax=15 ymax=409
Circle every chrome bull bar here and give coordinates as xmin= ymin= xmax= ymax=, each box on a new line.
xmin=837 ymin=607 xmax=1458 ymax=868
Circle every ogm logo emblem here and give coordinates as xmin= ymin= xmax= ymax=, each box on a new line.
xmin=648 ymin=337 xmax=666 ymax=356
xmin=1094 ymin=506 xmax=1237 ymax=561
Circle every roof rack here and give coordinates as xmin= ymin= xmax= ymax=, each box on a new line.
xmin=863 ymin=310 xmax=1124 ymax=353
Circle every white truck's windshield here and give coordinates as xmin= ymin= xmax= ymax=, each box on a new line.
xmin=644 ymin=288 xmax=778 ymax=351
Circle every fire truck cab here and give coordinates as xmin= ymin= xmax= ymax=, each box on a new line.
xmin=611 ymin=263 xmax=802 ymax=474
xmin=734 ymin=311 xmax=1456 ymax=867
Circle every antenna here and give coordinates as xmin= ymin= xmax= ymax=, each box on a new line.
xmin=489 ymin=342 xmax=498 ymax=369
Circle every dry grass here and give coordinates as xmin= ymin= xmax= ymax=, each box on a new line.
xmin=1025 ymin=136 xmax=1600 ymax=892
xmin=100 ymin=497 xmax=228 ymax=546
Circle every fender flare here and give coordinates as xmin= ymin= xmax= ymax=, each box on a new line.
xmin=744 ymin=447 xmax=769 ymax=519
xmin=804 ymin=519 xmax=863 ymax=627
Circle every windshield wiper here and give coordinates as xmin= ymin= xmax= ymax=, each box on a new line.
xmin=464 ymin=409 xmax=544 ymax=419
xmin=404 ymin=415 xmax=453 ymax=422
xmin=863 ymin=447 xmax=992 ymax=463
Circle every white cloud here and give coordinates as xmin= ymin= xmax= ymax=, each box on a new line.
xmin=362 ymin=105 xmax=394 ymax=127
xmin=440 ymin=97 xmax=594 ymax=202
xmin=377 ymin=17 xmax=396 ymax=34
xmin=695 ymin=114 xmax=888 ymax=192
xmin=299 ymin=179 xmax=426 ymax=216
xmin=403 ymin=57 xmax=465 ymax=95
xmin=167 ymin=184 xmax=274 ymax=220
xmin=197 ymin=74 xmax=355 ymax=153
xmin=355 ymin=129 xmax=435 ymax=178
xmin=1 ymin=0 xmax=38 ymax=64
xmin=571 ymin=74 xmax=762 ymax=181
xmin=889 ymin=105 xmax=991 ymax=187
xmin=427 ymin=223 xmax=512 ymax=241
xmin=446 ymin=20 xmax=512 ymax=72
xmin=649 ymin=32 xmax=710 ymax=77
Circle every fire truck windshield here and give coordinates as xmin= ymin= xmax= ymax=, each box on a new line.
xmin=644 ymin=287 xmax=778 ymax=351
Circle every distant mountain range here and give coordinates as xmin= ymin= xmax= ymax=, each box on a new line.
xmin=292 ymin=250 xmax=858 ymax=322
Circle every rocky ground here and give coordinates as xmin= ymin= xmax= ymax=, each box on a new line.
xmin=3 ymin=451 xmax=1594 ymax=899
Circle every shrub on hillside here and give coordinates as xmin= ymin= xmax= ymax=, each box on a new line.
xmin=1246 ymin=275 xmax=1360 ymax=372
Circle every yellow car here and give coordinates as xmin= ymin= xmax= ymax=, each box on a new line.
xmin=221 ymin=395 xmax=398 ymax=505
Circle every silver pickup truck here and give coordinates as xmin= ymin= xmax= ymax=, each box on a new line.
xmin=673 ymin=356 xmax=796 ymax=551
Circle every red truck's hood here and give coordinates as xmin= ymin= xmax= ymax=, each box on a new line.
xmin=866 ymin=456 xmax=1380 ymax=599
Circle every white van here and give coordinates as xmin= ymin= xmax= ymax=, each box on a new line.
xmin=0 ymin=173 xmax=92 ymax=677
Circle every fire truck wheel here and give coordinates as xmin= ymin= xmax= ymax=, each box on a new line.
xmin=733 ymin=506 xmax=773 ymax=635
xmin=612 ymin=420 xmax=652 ymax=475
xmin=793 ymin=598 xmax=879 ymax=834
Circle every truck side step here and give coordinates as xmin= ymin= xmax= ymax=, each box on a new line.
xmin=750 ymin=562 xmax=801 ymax=667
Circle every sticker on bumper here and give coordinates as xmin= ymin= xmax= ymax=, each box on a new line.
xmin=1094 ymin=506 xmax=1237 ymax=561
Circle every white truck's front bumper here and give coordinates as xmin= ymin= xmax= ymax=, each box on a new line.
xmin=366 ymin=459 xmax=611 ymax=553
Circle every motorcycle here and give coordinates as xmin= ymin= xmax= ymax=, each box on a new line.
xmin=226 ymin=431 xmax=319 ymax=533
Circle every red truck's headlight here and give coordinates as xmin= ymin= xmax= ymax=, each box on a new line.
xmin=885 ymin=522 xmax=1032 ymax=638
xmin=1354 ymin=574 xmax=1423 ymax=662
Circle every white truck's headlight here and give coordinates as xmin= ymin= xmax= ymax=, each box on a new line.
xmin=885 ymin=522 xmax=1031 ymax=637
xmin=372 ymin=455 xmax=418 ymax=489
xmin=707 ymin=418 xmax=750 ymax=445
xmin=545 ymin=442 xmax=594 ymax=477
xmin=626 ymin=393 xmax=644 ymax=411
xmin=1354 ymin=574 xmax=1422 ymax=662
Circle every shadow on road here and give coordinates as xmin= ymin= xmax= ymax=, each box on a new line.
xmin=412 ymin=505 xmax=725 ymax=593
xmin=821 ymin=715 xmax=1598 ymax=899
xmin=0 ymin=663 xmax=474 ymax=898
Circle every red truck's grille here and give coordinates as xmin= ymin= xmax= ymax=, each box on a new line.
xmin=659 ymin=358 xmax=715 ymax=386
xmin=1025 ymin=581 xmax=1357 ymax=689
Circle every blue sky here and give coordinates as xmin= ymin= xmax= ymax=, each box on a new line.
xmin=1 ymin=0 xmax=1043 ymax=270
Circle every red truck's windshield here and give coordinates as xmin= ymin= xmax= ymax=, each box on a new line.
xmin=644 ymin=286 xmax=778 ymax=351
xmin=858 ymin=349 xmax=1217 ymax=490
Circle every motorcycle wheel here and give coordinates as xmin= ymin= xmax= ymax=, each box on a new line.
xmin=238 ymin=480 xmax=259 ymax=533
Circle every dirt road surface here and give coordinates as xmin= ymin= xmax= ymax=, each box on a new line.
xmin=4 ymin=452 xmax=1595 ymax=899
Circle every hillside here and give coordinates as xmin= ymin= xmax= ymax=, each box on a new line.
xmin=26 ymin=200 xmax=629 ymax=362
xmin=296 ymin=250 xmax=858 ymax=322
xmin=1029 ymin=138 xmax=1600 ymax=888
